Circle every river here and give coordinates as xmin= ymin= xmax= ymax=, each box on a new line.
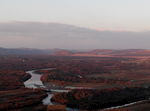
xmin=24 ymin=68 xmax=78 ymax=111
xmin=24 ymin=68 xmax=149 ymax=111
xmin=24 ymin=68 xmax=69 ymax=104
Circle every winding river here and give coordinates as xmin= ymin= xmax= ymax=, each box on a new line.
xmin=24 ymin=68 xmax=149 ymax=111
xmin=24 ymin=69 xmax=69 ymax=105
xmin=24 ymin=69 xmax=52 ymax=105
xmin=24 ymin=68 xmax=78 ymax=111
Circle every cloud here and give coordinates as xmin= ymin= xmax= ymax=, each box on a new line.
xmin=0 ymin=22 xmax=150 ymax=49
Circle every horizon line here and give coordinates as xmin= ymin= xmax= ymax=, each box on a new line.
xmin=1 ymin=47 xmax=150 ymax=51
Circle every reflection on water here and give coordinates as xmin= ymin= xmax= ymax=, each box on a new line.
xmin=24 ymin=70 xmax=44 ymax=88
xmin=42 ymin=93 xmax=53 ymax=105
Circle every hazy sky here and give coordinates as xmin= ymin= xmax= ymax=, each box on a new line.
xmin=0 ymin=0 xmax=150 ymax=31
xmin=0 ymin=1 xmax=150 ymax=49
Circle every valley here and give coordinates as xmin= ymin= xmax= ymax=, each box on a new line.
xmin=1 ymin=49 xmax=150 ymax=110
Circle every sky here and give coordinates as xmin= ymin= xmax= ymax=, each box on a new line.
xmin=0 ymin=0 xmax=150 ymax=31
xmin=0 ymin=0 xmax=150 ymax=49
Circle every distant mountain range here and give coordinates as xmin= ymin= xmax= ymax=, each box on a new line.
xmin=0 ymin=47 xmax=52 ymax=55
xmin=1 ymin=47 xmax=150 ymax=57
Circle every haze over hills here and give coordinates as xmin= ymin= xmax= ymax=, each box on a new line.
xmin=1 ymin=22 xmax=150 ymax=49
xmin=1 ymin=47 xmax=150 ymax=57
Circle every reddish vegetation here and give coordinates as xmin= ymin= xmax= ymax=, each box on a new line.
xmin=54 ymin=49 xmax=150 ymax=57
xmin=40 ymin=56 xmax=150 ymax=88
xmin=0 ymin=88 xmax=47 ymax=111
xmin=106 ymin=109 xmax=128 ymax=111
xmin=47 ymin=105 xmax=66 ymax=111
xmin=1 ymin=54 xmax=150 ymax=110
xmin=0 ymin=68 xmax=47 ymax=111
xmin=0 ymin=56 xmax=50 ymax=111
xmin=0 ymin=70 xmax=30 ymax=91
xmin=52 ymin=87 xmax=150 ymax=110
